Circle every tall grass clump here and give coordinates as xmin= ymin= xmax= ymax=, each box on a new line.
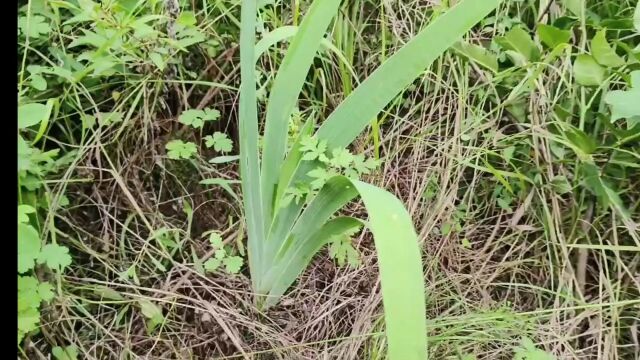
xmin=238 ymin=0 xmax=502 ymax=358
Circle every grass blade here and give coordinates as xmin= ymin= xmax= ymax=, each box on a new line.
xmin=351 ymin=180 xmax=426 ymax=360
xmin=239 ymin=0 xmax=266 ymax=290
xmin=316 ymin=0 xmax=502 ymax=147
xmin=262 ymin=176 xmax=427 ymax=359
xmin=260 ymin=0 xmax=342 ymax=224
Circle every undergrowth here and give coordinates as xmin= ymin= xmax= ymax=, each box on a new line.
xmin=17 ymin=0 xmax=639 ymax=359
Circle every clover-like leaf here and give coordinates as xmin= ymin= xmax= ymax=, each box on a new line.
xmin=205 ymin=132 xmax=233 ymax=152
xmin=223 ymin=256 xmax=243 ymax=274
xmin=215 ymin=248 xmax=226 ymax=260
xmin=352 ymin=154 xmax=380 ymax=175
xmin=18 ymin=276 xmax=41 ymax=312
xmin=166 ymin=140 xmax=197 ymax=160
xmin=204 ymin=258 xmax=221 ymax=272
xmin=37 ymin=282 xmax=55 ymax=302
xmin=202 ymin=108 xmax=221 ymax=121
xmin=208 ymin=232 xmax=223 ymax=248
xmin=18 ymin=307 xmax=40 ymax=341
xmin=179 ymin=108 xmax=220 ymax=129
xmin=37 ymin=243 xmax=72 ymax=272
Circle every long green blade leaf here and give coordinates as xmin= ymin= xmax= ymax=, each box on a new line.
xmin=263 ymin=176 xmax=427 ymax=360
xmin=260 ymin=0 xmax=342 ymax=224
xmin=316 ymin=0 xmax=502 ymax=147
xmin=351 ymin=180 xmax=426 ymax=360
xmin=239 ymin=0 xmax=266 ymax=291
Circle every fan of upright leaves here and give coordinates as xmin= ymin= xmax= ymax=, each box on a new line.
xmin=238 ymin=0 xmax=502 ymax=359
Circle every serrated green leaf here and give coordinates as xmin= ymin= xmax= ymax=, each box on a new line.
xmin=329 ymin=148 xmax=354 ymax=169
xmin=591 ymin=29 xmax=625 ymax=67
xmin=18 ymin=307 xmax=40 ymax=338
xmin=203 ymin=258 xmax=221 ymax=272
xmin=37 ymin=282 xmax=55 ymax=302
xmin=166 ymin=140 xmax=197 ymax=160
xmin=205 ymin=132 xmax=233 ymax=152
xmin=18 ymin=276 xmax=41 ymax=311
xmin=179 ymin=109 xmax=210 ymax=128
xmin=573 ymin=54 xmax=605 ymax=86
xmin=202 ymin=108 xmax=220 ymax=121
xmin=18 ymin=15 xmax=51 ymax=38
xmin=37 ymin=244 xmax=72 ymax=272
xmin=208 ymin=232 xmax=223 ymax=248
xmin=214 ymin=249 xmax=226 ymax=259
xmin=18 ymin=224 xmax=41 ymax=274
xmin=328 ymin=227 xmax=361 ymax=267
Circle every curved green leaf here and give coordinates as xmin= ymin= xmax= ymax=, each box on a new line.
xmin=316 ymin=0 xmax=502 ymax=148
xmin=574 ymin=54 xmax=605 ymax=86
xmin=453 ymin=41 xmax=498 ymax=73
xmin=536 ymin=24 xmax=571 ymax=49
xmin=262 ymin=176 xmax=427 ymax=360
xmin=352 ymin=180 xmax=426 ymax=360
xmin=591 ymin=29 xmax=625 ymax=67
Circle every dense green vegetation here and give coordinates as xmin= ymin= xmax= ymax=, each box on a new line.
xmin=18 ymin=0 xmax=639 ymax=359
